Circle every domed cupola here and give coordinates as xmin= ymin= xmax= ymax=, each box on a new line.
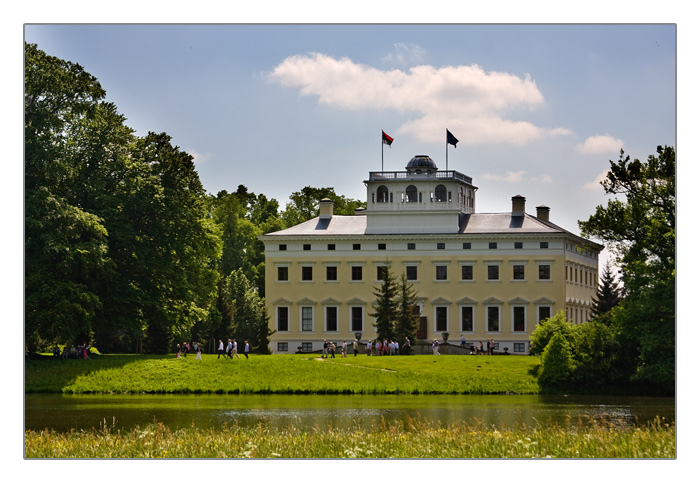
xmin=406 ymin=155 xmax=438 ymax=174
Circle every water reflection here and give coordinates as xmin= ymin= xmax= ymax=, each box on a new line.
xmin=25 ymin=393 xmax=675 ymax=433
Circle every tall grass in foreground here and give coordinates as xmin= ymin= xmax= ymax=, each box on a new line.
xmin=25 ymin=417 xmax=674 ymax=459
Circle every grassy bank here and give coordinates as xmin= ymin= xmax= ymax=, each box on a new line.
xmin=25 ymin=353 xmax=540 ymax=395
xmin=25 ymin=417 xmax=675 ymax=458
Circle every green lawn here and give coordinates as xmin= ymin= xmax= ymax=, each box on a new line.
xmin=25 ymin=353 xmax=540 ymax=395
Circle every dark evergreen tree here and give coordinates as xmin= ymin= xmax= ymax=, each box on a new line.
xmin=370 ymin=265 xmax=398 ymax=342
xmin=395 ymin=273 xmax=419 ymax=353
xmin=591 ymin=260 xmax=623 ymax=321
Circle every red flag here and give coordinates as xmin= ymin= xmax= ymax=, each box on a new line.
xmin=382 ymin=130 xmax=394 ymax=147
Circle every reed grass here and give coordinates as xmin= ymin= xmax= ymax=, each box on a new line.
xmin=24 ymin=416 xmax=675 ymax=459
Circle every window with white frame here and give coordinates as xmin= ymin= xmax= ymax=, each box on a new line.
xmin=301 ymin=306 xmax=313 ymax=332
xmin=435 ymin=265 xmax=448 ymax=281
xmin=277 ymin=265 xmax=289 ymax=282
xmin=486 ymin=306 xmax=500 ymax=332
xmin=301 ymin=265 xmax=313 ymax=281
xmin=325 ymin=306 xmax=338 ymax=332
xmin=435 ymin=306 xmax=448 ymax=332
xmin=277 ymin=342 xmax=288 ymax=352
xmin=406 ymin=265 xmax=418 ymax=281
xmin=537 ymin=261 xmax=552 ymax=281
xmin=277 ymin=306 xmax=289 ymax=332
xmin=512 ymin=305 xmax=526 ymax=332
xmin=487 ymin=265 xmax=500 ymax=281
xmin=350 ymin=306 xmax=363 ymax=332
xmin=512 ymin=264 xmax=525 ymax=280
xmin=538 ymin=305 xmax=552 ymax=322
xmin=460 ymin=305 xmax=474 ymax=332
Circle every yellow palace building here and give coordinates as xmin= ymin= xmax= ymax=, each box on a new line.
xmin=261 ymin=155 xmax=602 ymax=354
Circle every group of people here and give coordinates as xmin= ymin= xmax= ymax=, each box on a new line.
xmin=53 ymin=343 xmax=91 ymax=360
xmin=176 ymin=341 xmax=203 ymax=360
xmin=322 ymin=339 xmax=355 ymax=358
xmin=216 ymin=338 xmax=250 ymax=360
xmin=467 ymin=339 xmax=496 ymax=355
xmin=365 ymin=337 xmax=411 ymax=356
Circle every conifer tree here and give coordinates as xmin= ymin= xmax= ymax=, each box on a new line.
xmin=395 ymin=273 xmax=419 ymax=353
xmin=370 ymin=265 xmax=398 ymax=342
xmin=591 ymin=260 xmax=623 ymax=320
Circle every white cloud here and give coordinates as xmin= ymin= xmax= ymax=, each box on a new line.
xmin=583 ymin=169 xmax=609 ymax=190
xmin=187 ymin=149 xmax=211 ymax=165
xmin=482 ymin=170 xmax=553 ymax=183
xmin=269 ymin=53 xmax=572 ymax=145
xmin=381 ymin=43 xmax=426 ymax=66
xmin=576 ymin=134 xmax=624 ymax=155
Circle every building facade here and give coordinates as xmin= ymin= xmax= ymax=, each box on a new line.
xmin=261 ymin=155 xmax=602 ymax=354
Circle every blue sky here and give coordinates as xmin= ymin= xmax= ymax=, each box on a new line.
xmin=24 ymin=24 xmax=676 ymax=245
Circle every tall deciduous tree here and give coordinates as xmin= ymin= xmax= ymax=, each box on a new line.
xmin=579 ymin=145 xmax=675 ymax=393
xmin=281 ymin=186 xmax=365 ymax=226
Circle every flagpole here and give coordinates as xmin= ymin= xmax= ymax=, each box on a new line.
xmin=445 ymin=129 xmax=449 ymax=171
xmin=381 ymin=131 xmax=384 ymax=172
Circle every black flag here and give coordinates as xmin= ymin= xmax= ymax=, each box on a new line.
xmin=446 ymin=129 xmax=459 ymax=147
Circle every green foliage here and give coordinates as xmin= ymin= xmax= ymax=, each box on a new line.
xmin=370 ymin=265 xmax=398 ymax=341
xmin=591 ymin=260 xmax=623 ymax=320
xmin=529 ymin=310 xmax=573 ymax=355
xmin=25 ymin=44 xmax=220 ymax=353
xmin=538 ymin=332 xmax=576 ymax=387
xmin=579 ymin=145 xmax=675 ymax=393
xmin=395 ymin=273 xmax=419 ymax=352
xmin=281 ymin=186 xmax=365 ymax=226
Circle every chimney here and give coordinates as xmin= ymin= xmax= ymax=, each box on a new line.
xmin=536 ymin=205 xmax=550 ymax=222
xmin=319 ymin=198 xmax=334 ymax=220
xmin=354 ymin=207 xmax=366 ymax=216
xmin=511 ymin=195 xmax=525 ymax=216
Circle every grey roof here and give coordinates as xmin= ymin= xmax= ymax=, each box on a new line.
xmin=263 ymin=212 xmax=596 ymax=244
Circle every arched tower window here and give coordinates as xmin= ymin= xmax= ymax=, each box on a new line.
xmin=406 ymin=185 xmax=418 ymax=203
xmin=377 ymin=185 xmax=389 ymax=203
xmin=435 ymin=184 xmax=447 ymax=202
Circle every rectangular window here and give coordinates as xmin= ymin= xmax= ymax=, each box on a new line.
xmin=303 ymin=244 xmax=311 ymax=251
xmin=378 ymin=243 xmax=386 ymax=250
xmin=301 ymin=307 xmax=313 ymax=331
xmin=326 ymin=266 xmax=337 ymax=281
xmin=406 ymin=266 xmax=418 ymax=281
xmin=514 ymin=242 xmax=523 ymax=249
xmin=487 ymin=306 xmax=500 ymax=332
xmin=461 ymin=306 xmax=474 ymax=332
xmin=327 ymin=244 xmax=335 ymax=251
xmin=463 ymin=242 xmax=471 ymax=249
xmin=408 ymin=243 xmax=416 ymax=250
xmin=351 ymin=306 xmax=363 ymax=332
xmin=489 ymin=242 xmax=497 ymax=249
xmin=277 ymin=342 xmax=288 ymax=352
xmin=326 ymin=306 xmax=338 ymax=332
xmin=436 ymin=265 xmax=447 ymax=280
xmin=277 ymin=307 xmax=289 ymax=332
xmin=514 ymin=343 xmax=525 ymax=353
xmin=461 ymin=265 xmax=473 ymax=281
xmin=538 ymin=306 xmax=551 ymax=322
xmin=353 ymin=244 xmax=361 ymax=250
xmin=487 ymin=265 xmax=499 ymax=280
xmin=351 ymin=266 xmax=363 ymax=281
xmin=539 ymin=264 xmax=551 ymax=280
xmin=540 ymin=242 xmax=549 ymax=249
xmin=279 ymin=244 xmax=287 ymax=251
xmin=301 ymin=342 xmax=313 ymax=352
xmin=302 ymin=266 xmax=313 ymax=281
xmin=436 ymin=306 xmax=448 ymax=332
xmin=513 ymin=306 xmax=526 ymax=332
xmin=437 ymin=242 xmax=445 ymax=250
xmin=513 ymin=265 xmax=525 ymax=280
xmin=277 ymin=266 xmax=288 ymax=281
xmin=377 ymin=266 xmax=388 ymax=281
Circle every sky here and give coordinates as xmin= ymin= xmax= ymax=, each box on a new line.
xmin=23 ymin=24 xmax=676 ymax=246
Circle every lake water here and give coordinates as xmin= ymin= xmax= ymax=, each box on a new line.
xmin=25 ymin=393 xmax=675 ymax=432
